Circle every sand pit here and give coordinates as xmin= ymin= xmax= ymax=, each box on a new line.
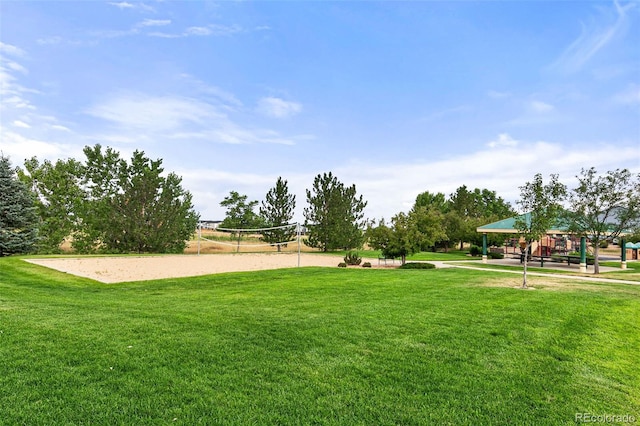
xmin=26 ymin=253 xmax=375 ymax=284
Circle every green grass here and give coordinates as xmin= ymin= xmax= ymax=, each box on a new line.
xmin=1 ymin=256 xmax=639 ymax=425
xmin=454 ymin=260 xmax=640 ymax=282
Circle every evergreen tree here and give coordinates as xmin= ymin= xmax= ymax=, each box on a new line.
xmin=304 ymin=172 xmax=367 ymax=252
xmin=260 ymin=177 xmax=296 ymax=251
xmin=0 ymin=155 xmax=39 ymax=256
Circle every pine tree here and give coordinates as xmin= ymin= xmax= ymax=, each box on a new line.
xmin=260 ymin=177 xmax=296 ymax=252
xmin=0 ymin=155 xmax=39 ymax=256
xmin=304 ymin=172 xmax=367 ymax=252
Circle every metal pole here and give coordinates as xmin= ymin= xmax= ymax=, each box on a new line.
xmin=197 ymin=223 xmax=201 ymax=256
xmin=297 ymin=223 xmax=301 ymax=267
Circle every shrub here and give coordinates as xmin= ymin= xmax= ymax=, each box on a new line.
xmin=488 ymin=252 xmax=504 ymax=259
xmin=599 ymin=240 xmax=609 ymax=249
xmin=362 ymin=262 xmax=372 ymax=268
xmin=338 ymin=262 xmax=347 ymax=268
xmin=344 ymin=251 xmax=362 ymax=266
xmin=469 ymin=245 xmax=481 ymax=256
xmin=398 ymin=262 xmax=436 ymax=270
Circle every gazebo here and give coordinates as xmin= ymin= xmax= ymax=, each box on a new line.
xmin=477 ymin=213 xmax=631 ymax=271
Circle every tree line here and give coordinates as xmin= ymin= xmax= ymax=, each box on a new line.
xmin=1 ymin=146 xmax=639 ymax=263
xmin=1 ymin=146 xmax=198 ymax=255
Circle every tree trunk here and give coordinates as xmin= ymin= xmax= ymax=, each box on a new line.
xmin=593 ymin=242 xmax=600 ymax=274
xmin=522 ymin=242 xmax=530 ymax=288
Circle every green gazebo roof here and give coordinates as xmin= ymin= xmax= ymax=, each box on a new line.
xmin=476 ymin=212 xmax=569 ymax=234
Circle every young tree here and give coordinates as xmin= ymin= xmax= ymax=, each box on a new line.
xmin=366 ymin=214 xmax=419 ymax=265
xmin=515 ymin=173 xmax=567 ymax=288
xmin=219 ymin=191 xmax=263 ymax=250
xmin=219 ymin=191 xmax=262 ymax=229
xmin=304 ymin=172 xmax=367 ymax=252
xmin=565 ymin=168 xmax=640 ymax=274
xmin=260 ymin=177 xmax=296 ymax=252
xmin=0 ymin=155 xmax=39 ymax=256
xmin=18 ymin=157 xmax=85 ymax=253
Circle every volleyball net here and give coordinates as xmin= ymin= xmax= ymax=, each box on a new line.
xmin=196 ymin=222 xmax=301 ymax=263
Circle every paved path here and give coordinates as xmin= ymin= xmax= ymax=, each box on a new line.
xmin=428 ymin=261 xmax=640 ymax=286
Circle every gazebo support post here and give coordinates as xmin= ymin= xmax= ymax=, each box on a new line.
xmin=621 ymin=237 xmax=627 ymax=270
xmin=580 ymin=236 xmax=587 ymax=273
xmin=482 ymin=233 xmax=488 ymax=264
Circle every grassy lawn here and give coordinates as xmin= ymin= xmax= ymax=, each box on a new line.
xmin=451 ymin=260 xmax=640 ymax=283
xmin=1 ymin=257 xmax=638 ymax=425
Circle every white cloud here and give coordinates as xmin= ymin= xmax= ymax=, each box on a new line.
xmin=108 ymin=2 xmax=155 ymax=12
xmin=150 ymin=24 xmax=243 ymax=38
xmin=487 ymin=133 xmax=519 ymax=148
xmin=257 ymin=97 xmax=302 ymax=118
xmin=85 ymin=93 xmax=222 ymax=131
xmin=0 ymin=130 xmax=78 ymax=162
xmin=137 ymin=19 xmax=171 ymax=28
xmin=330 ymin=138 xmax=640 ymax=220
xmin=0 ymin=42 xmax=26 ymax=57
xmin=419 ymin=105 xmax=472 ymax=123
xmin=12 ymin=120 xmax=30 ymax=128
xmin=612 ymin=84 xmax=640 ymax=105
xmin=487 ymin=90 xmax=511 ymax=99
xmin=36 ymin=36 xmax=63 ymax=45
xmin=185 ymin=27 xmax=213 ymax=36
xmin=50 ymin=124 xmax=72 ymax=132
xmin=548 ymin=1 xmax=636 ymax=73
xmin=85 ymin=92 xmax=304 ymax=146
xmin=530 ymin=100 xmax=555 ymax=113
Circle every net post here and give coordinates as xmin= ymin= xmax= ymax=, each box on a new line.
xmin=197 ymin=223 xmax=201 ymax=256
xmin=297 ymin=222 xmax=301 ymax=267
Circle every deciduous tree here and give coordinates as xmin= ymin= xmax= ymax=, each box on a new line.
xmin=515 ymin=173 xmax=566 ymax=288
xmin=565 ymin=168 xmax=640 ymax=274
xmin=19 ymin=157 xmax=85 ymax=253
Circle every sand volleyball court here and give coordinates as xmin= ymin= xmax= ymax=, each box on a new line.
xmin=26 ymin=253 xmax=371 ymax=284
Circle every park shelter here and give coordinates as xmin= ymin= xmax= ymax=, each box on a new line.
xmin=476 ymin=212 xmax=631 ymax=271
xmin=626 ymin=242 xmax=639 ymax=260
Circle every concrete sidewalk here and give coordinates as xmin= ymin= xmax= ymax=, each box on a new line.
xmin=428 ymin=259 xmax=640 ymax=286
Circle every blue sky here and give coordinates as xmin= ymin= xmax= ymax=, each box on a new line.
xmin=1 ymin=1 xmax=639 ymax=221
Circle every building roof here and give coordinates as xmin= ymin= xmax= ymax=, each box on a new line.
xmin=476 ymin=213 xmax=571 ymax=234
xmin=477 ymin=212 xmax=634 ymax=235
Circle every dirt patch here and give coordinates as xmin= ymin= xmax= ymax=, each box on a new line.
xmin=26 ymin=253 xmax=381 ymax=284
xmin=476 ymin=275 xmax=629 ymax=292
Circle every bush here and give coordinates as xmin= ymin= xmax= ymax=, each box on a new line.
xmin=488 ymin=252 xmax=504 ymax=259
xmin=469 ymin=245 xmax=481 ymax=256
xmin=344 ymin=251 xmax=362 ymax=266
xmin=398 ymin=262 xmax=436 ymax=270
xmin=599 ymin=240 xmax=609 ymax=249
xmin=362 ymin=262 xmax=372 ymax=268
xmin=338 ymin=262 xmax=347 ymax=268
